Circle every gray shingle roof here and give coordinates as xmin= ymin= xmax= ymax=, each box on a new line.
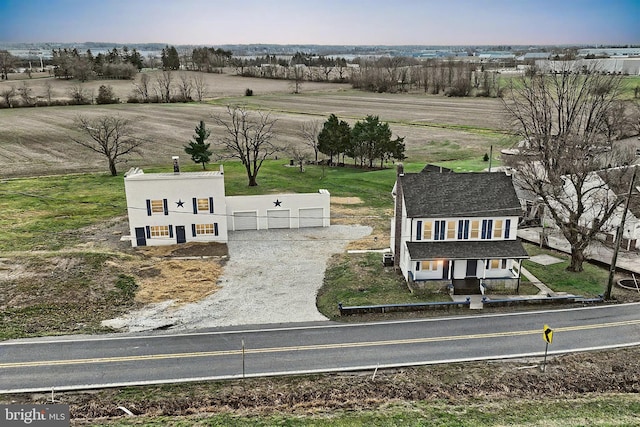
xmin=400 ymin=171 xmax=522 ymax=218
xmin=406 ymin=239 xmax=529 ymax=260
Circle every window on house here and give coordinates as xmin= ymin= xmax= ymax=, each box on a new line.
xmin=505 ymin=219 xmax=511 ymax=239
xmin=195 ymin=223 xmax=219 ymax=236
xmin=418 ymin=260 xmax=440 ymax=271
xmin=481 ymin=219 xmax=493 ymax=239
xmin=434 ymin=220 xmax=446 ymax=240
xmin=458 ymin=219 xmax=469 ymax=239
xmin=151 ymin=200 xmax=164 ymax=213
xmin=447 ymin=221 xmax=456 ymax=239
xmin=193 ymin=197 xmax=214 ymax=214
xmin=423 ymin=221 xmax=432 ymax=240
xmin=486 ymin=259 xmax=506 ymax=269
xmin=470 ymin=220 xmax=480 ymax=239
xmin=494 ymin=220 xmax=503 ymax=238
xmin=198 ymin=198 xmax=209 ymax=212
xmin=150 ymin=225 xmax=169 ymax=237
xmin=147 ymin=199 xmax=168 ymax=216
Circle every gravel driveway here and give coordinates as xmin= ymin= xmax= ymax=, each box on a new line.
xmin=103 ymin=225 xmax=372 ymax=332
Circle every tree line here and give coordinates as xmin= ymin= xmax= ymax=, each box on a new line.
xmin=52 ymin=46 xmax=143 ymax=81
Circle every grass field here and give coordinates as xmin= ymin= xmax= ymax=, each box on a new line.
xmin=0 ymin=70 xmax=518 ymax=178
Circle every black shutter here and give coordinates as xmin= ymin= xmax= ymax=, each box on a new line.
xmin=209 ymin=197 xmax=214 ymax=213
xmin=416 ymin=220 xmax=422 ymax=240
xmin=192 ymin=198 xmax=198 ymax=214
xmin=145 ymin=226 xmax=150 ymax=238
xmin=192 ymin=224 xmax=196 ymax=237
xmin=163 ymin=199 xmax=168 ymax=215
xmin=169 ymin=225 xmax=173 ymax=238
xmin=146 ymin=200 xmax=152 ymax=216
xmin=214 ymin=223 xmax=219 ymax=236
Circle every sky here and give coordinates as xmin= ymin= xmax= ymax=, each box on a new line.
xmin=0 ymin=0 xmax=638 ymax=46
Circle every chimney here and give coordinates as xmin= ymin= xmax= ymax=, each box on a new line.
xmin=172 ymin=156 xmax=180 ymax=174
xmin=393 ymin=163 xmax=404 ymax=269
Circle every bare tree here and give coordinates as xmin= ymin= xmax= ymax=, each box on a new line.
xmin=154 ymin=70 xmax=173 ymax=102
xmin=503 ymin=63 xmax=633 ymax=272
xmin=0 ymin=50 xmax=17 ymax=80
xmin=0 ymin=85 xmax=16 ymax=107
xmin=299 ymin=120 xmax=321 ymax=163
xmin=193 ymin=72 xmax=207 ymax=102
xmin=289 ymin=65 xmax=305 ymax=94
xmin=176 ymin=72 xmax=193 ymax=102
xmin=71 ymin=115 xmax=145 ymax=176
xmin=68 ymin=83 xmax=92 ymax=104
xmin=17 ymin=81 xmax=35 ymax=106
xmin=43 ymin=81 xmax=54 ymax=104
xmin=288 ymin=144 xmax=310 ymax=172
xmin=131 ymin=73 xmax=151 ymax=102
xmin=212 ymin=105 xmax=278 ymax=186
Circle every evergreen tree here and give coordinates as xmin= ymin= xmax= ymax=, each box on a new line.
xmin=184 ymin=120 xmax=212 ymax=169
xmin=318 ymin=114 xmax=351 ymax=165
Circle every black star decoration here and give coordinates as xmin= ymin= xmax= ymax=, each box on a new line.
xmin=274 ymin=199 xmax=282 ymax=207
xmin=176 ymin=200 xmax=185 ymax=208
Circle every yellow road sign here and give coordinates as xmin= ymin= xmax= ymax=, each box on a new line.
xmin=543 ymin=324 xmax=553 ymax=344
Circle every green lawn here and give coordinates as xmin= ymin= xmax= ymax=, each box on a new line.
xmin=0 ymin=173 xmax=127 ymax=251
xmin=523 ymin=243 xmax=609 ymax=297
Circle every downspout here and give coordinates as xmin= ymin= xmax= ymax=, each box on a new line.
xmin=517 ymin=259 xmax=522 ymax=293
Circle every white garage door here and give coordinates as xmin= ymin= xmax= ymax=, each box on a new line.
xmin=233 ymin=211 xmax=258 ymax=230
xmin=299 ymin=208 xmax=324 ymax=228
xmin=267 ymin=209 xmax=290 ymax=229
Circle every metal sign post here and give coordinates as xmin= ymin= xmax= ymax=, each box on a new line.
xmin=542 ymin=324 xmax=553 ymax=372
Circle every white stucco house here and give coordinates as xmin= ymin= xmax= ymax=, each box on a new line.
xmin=123 ymin=162 xmax=330 ymax=247
xmin=390 ymin=165 xmax=528 ymax=294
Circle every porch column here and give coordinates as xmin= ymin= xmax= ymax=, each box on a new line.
xmin=517 ymin=259 xmax=523 ymax=293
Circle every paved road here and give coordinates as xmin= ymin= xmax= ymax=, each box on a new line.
xmin=2 ymin=303 xmax=640 ymax=393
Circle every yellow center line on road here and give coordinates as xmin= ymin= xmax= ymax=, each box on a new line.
xmin=2 ymin=319 xmax=639 ymax=369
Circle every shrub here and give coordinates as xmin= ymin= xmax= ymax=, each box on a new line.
xmin=245 ymin=88 xmax=253 ymax=96
xmin=483 ymin=153 xmax=489 ymax=162
xmin=96 ymin=85 xmax=119 ymax=104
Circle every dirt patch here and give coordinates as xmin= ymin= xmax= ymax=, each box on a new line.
xmin=331 ymin=196 xmax=364 ymax=205
xmin=134 ymin=258 xmax=223 ymax=305
xmin=137 ymin=241 xmax=228 ymax=258
xmin=331 ymin=201 xmax=391 ymax=250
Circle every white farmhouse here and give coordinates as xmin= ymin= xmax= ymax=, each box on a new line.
xmin=124 ymin=161 xmax=330 ymax=247
xmin=390 ymin=165 xmax=528 ymax=294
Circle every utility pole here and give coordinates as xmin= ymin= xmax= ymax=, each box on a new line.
xmin=605 ymin=167 xmax=637 ymax=300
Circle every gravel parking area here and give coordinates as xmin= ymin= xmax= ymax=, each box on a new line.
xmin=103 ymin=225 xmax=372 ymax=332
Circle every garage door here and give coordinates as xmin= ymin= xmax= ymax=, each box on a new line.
xmin=299 ymin=208 xmax=324 ymax=228
xmin=233 ymin=211 xmax=258 ymax=230
xmin=267 ymin=209 xmax=290 ymax=229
